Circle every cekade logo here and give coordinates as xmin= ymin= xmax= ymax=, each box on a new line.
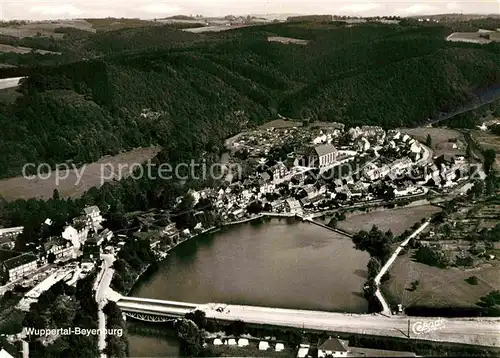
xmin=412 ymin=318 xmax=446 ymax=335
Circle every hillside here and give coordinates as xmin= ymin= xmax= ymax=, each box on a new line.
xmin=0 ymin=21 xmax=500 ymax=179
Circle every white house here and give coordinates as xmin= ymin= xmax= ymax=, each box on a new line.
xmin=270 ymin=162 xmax=288 ymax=180
xmin=163 ymin=223 xmax=179 ymax=242
xmin=44 ymin=238 xmax=74 ymax=260
xmin=275 ymin=343 xmax=285 ymax=352
xmin=1 ymin=253 xmax=38 ymax=282
xmin=233 ymin=208 xmax=245 ymax=219
xmin=0 ymin=226 xmax=23 ymax=238
xmin=62 ymin=225 xmax=89 ymax=250
xmin=285 ymin=198 xmax=302 ymax=214
xmin=355 ymin=137 xmax=370 ymax=152
xmin=311 ymin=144 xmax=338 ymax=168
xmin=348 ymin=127 xmax=363 ymax=140
xmin=258 ymin=341 xmax=270 ymax=351
xmin=313 ymin=133 xmax=328 ymax=145
xmin=318 ymin=337 xmax=349 ymax=358
xmin=237 ymin=339 xmax=249 ymax=347
xmin=0 ymin=349 xmax=14 ymax=358
xmin=410 ymin=141 xmax=422 ymax=154
xmin=83 ymin=206 xmax=104 ymax=231
xmin=297 ymin=344 xmax=310 ymax=358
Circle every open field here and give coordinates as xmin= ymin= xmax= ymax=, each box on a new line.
xmin=400 ymin=127 xmax=466 ymax=157
xmin=257 ymin=119 xmax=303 ymax=130
xmin=0 ymin=147 xmax=161 ymax=201
xmin=184 ymin=25 xmax=250 ymax=33
xmin=0 ymin=20 xmax=95 ymax=38
xmin=85 ymin=18 xmax=159 ymax=32
xmin=472 ymin=130 xmax=500 ymax=170
xmin=0 ymin=44 xmax=60 ymax=55
xmin=0 ymin=77 xmax=24 ymax=90
xmin=267 ymin=36 xmax=309 ymax=45
xmin=383 ymin=252 xmax=500 ymax=309
xmin=336 ymin=205 xmax=442 ymax=236
xmin=446 ymin=32 xmax=500 ymax=44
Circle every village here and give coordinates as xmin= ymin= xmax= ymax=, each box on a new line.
xmin=0 ymin=121 xmax=492 ymax=357
xmin=0 ymin=122 xmax=480 ymax=303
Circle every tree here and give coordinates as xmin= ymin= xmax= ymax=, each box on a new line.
xmin=425 ymin=134 xmax=432 ymax=147
xmin=52 ymin=189 xmax=60 ymax=200
xmin=466 ymin=144 xmax=472 ymax=159
xmin=327 ymin=218 xmax=338 ymax=228
xmin=23 ymin=310 xmax=45 ymax=330
xmin=185 ymin=310 xmax=207 ymax=329
xmin=367 ymin=257 xmax=381 ymax=278
xmin=47 ymin=252 xmax=56 ymax=264
xmin=352 ymin=225 xmax=393 ymax=262
xmin=247 ymin=201 xmax=263 ymax=215
xmin=176 ymin=319 xmax=202 ymax=357
xmin=466 ymin=276 xmax=478 ymax=285
xmin=227 ymin=319 xmax=246 ymax=336
xmin=414 ymin=246 xmax=448 ymax=268
xmin=483 ymin=149 xmax=496 ymax=174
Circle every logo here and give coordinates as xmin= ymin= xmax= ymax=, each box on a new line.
xmin=412 ymin=318 xmax=446 ymax=335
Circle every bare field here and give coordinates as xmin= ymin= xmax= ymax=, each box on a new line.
xmin=0 ymin=147 xmax=161 ymax=201
xmin=337 ymin=205 xmax=442 ymax=236
xmin=446 ymin=31 xmax=500 ymax=44
xmin=383 ymin=253 xmax=500 ymax=309
xmin=85 ymin=18 xmax=159 ymax=32
xmin=184 ymin=25 xmax=249 ymax=33
xmin=267 ymin=36 xmax=309 ymax=45
xmin=258 ymin=119 xmax=303 ymax=130
xmin=472 ymin=130 xmax=500 ymax=170
xmin=400 ymin=127 xmax=466 ymax=157
xmin=0 ymin=20 xmax=95 ymax=38
xmin=0 ymin=44 xmax=60 ymax=55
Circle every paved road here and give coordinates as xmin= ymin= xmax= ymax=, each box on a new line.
xmin=95 ymin=254 xmax=115 ymax=358
xmin=0 ymin=264 xmax=55 ymax=295
xmin=203 ymin=304 xmax=500 ymax=347
xmin=374 ymin=221 xmax=431 ymax=315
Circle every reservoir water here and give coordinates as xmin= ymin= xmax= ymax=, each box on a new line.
xmin=131 ymin=218 xmax=370 ymax=312
xmin=128 ymin=218 xmax=370 ymax=356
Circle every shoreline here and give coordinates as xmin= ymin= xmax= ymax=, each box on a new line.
xmin=121 ymin=210 xmax=497 ymax=319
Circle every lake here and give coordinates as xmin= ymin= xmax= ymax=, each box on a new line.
xmin=131 ymin=218 xmax=370 ymax=312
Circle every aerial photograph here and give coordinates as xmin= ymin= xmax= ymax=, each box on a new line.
xmin=0 ymin=0 xmax=500 ymax=357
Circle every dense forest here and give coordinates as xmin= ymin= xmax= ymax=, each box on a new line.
xmin=0 ymin=21 xmax=500 ymax=181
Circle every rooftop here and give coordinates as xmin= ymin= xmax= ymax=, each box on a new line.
xmin=314 ymin=144 xmax=337 ymax=157
xmin=3 ymin=253 xmax=37 ymax=270
xmin=83 ymin=206 xmax=100 ymax=215
xmin=318 ymin=337 xmax=348 ymax=352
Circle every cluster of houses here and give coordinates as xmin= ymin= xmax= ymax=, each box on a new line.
xmin=209 ymin=336 xmax=415 ymax=357
xmin=0 ymin=123 xmax=479 ymax=287
xmin=0 ymin=205 xmax=109 ymax=285
xmin=196 ymin=124 xmax=474 ymax=224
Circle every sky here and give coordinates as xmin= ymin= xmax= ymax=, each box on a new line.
xmin=0 ymin=0 xmax=499 ymax=21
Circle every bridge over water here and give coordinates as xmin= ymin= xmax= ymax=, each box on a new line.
xmin=116 ymin=296 xmax=199 ymax=322
xmin=116 ymin=295 xmax=500 ymax=347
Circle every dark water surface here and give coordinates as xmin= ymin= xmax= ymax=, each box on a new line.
xmin=131 ymin=218 xmax=370 ymax=312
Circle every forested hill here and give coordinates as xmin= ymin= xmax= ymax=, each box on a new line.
xmin=1 ymin=21 xmax=500 ymax=179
